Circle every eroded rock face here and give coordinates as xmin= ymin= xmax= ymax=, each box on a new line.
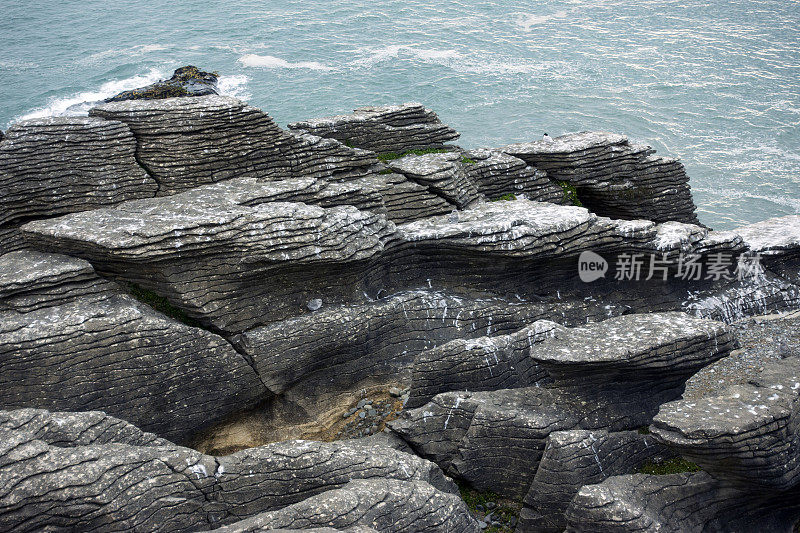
xmin=404 ymin=320 xmax=560 ymax=409
xmin=0 ymin=249 xmax=117 ymax=313
xmin=22 ymin=197 xmax=395 ymax=333
xmin=4 ymin=97 xmax=800 ymax=532
xmin=518 ymin=429 xmax=674 ymax=533
xmin=288 ymin=103 xmax=460 ymax=153
xmin=387 ymin=151 xmax=481 ymax=208
xmin=0 ymin=116 xmax=156 ymax=228
xmin=463 ymin=148 xmax=566 ymax=203
xmin=208 ymin=479 xmax=479 ymax=533
xmin=565 ymin=355 xmax=800 ymax=532
xmin=652 ymin=356 xmax=800 ymax=490
xmin=0 ymin=408 xmax=471 ymax=533
xmin=502 ymin=132 xmax=700 ymax=224
xmin=0 ymin=294 xmax=266 ymax=442
xmin=565 ymin=471 xmax=800 ymax=533
xmin=391 ymin=312 xmax=732 ymax=498
xmin=90 ymin=96 xmax=378 ymax=194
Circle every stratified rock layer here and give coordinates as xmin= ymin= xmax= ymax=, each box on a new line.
xmin=502 ymin=132 xmax=699 ymax=224
xmin=565 ymin=355 xmax=800 ymax=532
xmin=387 ymin=151 xmax=481 ymax=208
xmin=462 ymin=148 xmax=566 ymax=203
xmin=23 ymin=196 xmax=395 ymax=333
xmin=209 ymin=479 xmax=479 ymax=533
xmin=90 ymin=96 xmax=378 ymax=194
xmin=288 ymin=103 xmax=460 ymax=153
xmin=0 ymin=116 xmax=156 ymax=227
xmin=0 ymin=408 xmax=473 ymax=533
xmin=518 ymin=429 xmax=674 ymax=532
xmin=0 ymin=294 xmax=266 ymax=442
xmin=391 ymin=313 xmax=732 ymax=498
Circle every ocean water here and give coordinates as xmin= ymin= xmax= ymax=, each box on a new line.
xmin=2 ymin=0 xmax=799 ymax=230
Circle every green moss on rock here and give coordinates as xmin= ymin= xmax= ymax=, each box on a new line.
xmin=557 ymin=180 xmax=583 ymax=207
xmin=127 ymin=283 xmax=200 ymax=327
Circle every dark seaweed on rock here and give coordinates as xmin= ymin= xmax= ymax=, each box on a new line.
xmin=105 ymin=65 xmax=220 ymax=102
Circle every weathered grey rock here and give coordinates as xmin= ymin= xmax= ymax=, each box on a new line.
xmin=288 ymin=103 xmax=460 ymax=153
xmin=651 ymin=357 xmax=800 ymax=490
xmin=391 ymin=313 xmax=732 ymax=498
xmin=22 ymin=197 xmax=395 ymax=333
xmin=462 ymin=148 xmax=565 ymax=203
xmin=0 ymin=408 xmax=462 ymax=533
xmin=0 ymin=408 xmax=172 ymax=447
xmin=736 ymin=215 xmax=800 ymax=259
xmin=502 ymin=132 xmax=700 ymax=224
xmin=90 ymin=96 xmax=378 ymax=194
xmin=0 ymin=294 xmax=266 ymax=442
xmin=564 ymin=471 xmax=800 ymax=533
xmin=226 ymin=291 xmax=608 ymax=442
xmin=387 ymin=151 xmax=481 ymax=207
xmin=207 ymin=478 xmax=479 ymax=533
xmin=0 ymin=249 xmax=116 ymax=313
xmin=0 ymin=226 xmax=26 ymax=254
xmin=22 ymin=195 xmax=784 ymax=338
xmin=333 ymin=172 xmax=452 ymax=223
xmin=518 ymin=430 xmax=674 ymax=532
xmin=404 ymin=320 xmax=560 ymax=409
xmin=566 ymin=355 xmax=800 ymax=532
xmin=0 ymin=116 xmax=156 ymax=226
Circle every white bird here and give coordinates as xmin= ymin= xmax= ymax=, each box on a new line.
xmin=542 ymin=133 xmax=553 ymax=142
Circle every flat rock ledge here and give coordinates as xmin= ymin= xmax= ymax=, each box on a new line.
xmin=390 ymin=312 xmax=733 ymax=499
xmin=287 ymin=103 xmax=460 ymax=153
xmin=563 ymin=355 xmax=800 ymax=532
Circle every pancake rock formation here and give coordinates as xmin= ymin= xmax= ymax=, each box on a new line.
xmin=1 ymin=85 xmax=800 ymax=532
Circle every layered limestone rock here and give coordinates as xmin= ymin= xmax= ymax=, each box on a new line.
xmin=652 ymin=356 xmax=800 ymax=490
xmin=404 ymin=320 xmax=560 ymax=409
xmin=90 ymin=96 xmax=378 ymax=194
xmin=502 ymin=132 xmax=700 ymax=224
xmin=518 ymin=429 xmax=675 ymax=533
xmin=462 ymin=148 xmax=566 ymax=203
xmin=565 ymin=355 xmax=800 ymax=532
xmin=0 ymin=294 xmax=266 ymax=442
xmin=390 ymin=313 xmax=732 ymax=498
xmin=0 ymin=249 xmax=117 ymax=313
xmin=0 ymin=226 xmax=25 ymax=255
xmin=386 ymin=151 xmax=481 ymax=208
xmin=0 ymin=116 xmax=156 ymax=229
xmin=209 ymin=479 xmax=479 ymax=533
xmin=202 ymin=291 xmax=625 ymax=448
xmin=564 ymin=471 xmax=800 ymax=533
xmin=350 ymin=172 xmax=452 ymax=222
xmin=22 ymin=196 xmax=796 ymax=337
xmin=22 ymin=196 xmax=395 ymax=334
xmin=0 ymin=408 xmax=473 ymax=533
xmin=287 ymin=103 xmax=460 ymax=153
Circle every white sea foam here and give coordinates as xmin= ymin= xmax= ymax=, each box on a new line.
xmin=352 ymin=45 xmax=461 ymax=69
xmin=237 ymin=54 xmax=332 ymax=70
xmin=217 ymin=74 xmax=251 ymax=101
xmin=11 ymin=69 xmax=250 ymax=125
xmin=352 ymin=44 xmax=558 ymax=76
xmin=515 ymin=10 xmax=569 ymax=30
xmin=14 ymin=68 xmax=167 ymax=122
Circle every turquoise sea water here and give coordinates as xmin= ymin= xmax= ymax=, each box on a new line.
xmin=2 ymin=0 xmax=799 ymax=229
